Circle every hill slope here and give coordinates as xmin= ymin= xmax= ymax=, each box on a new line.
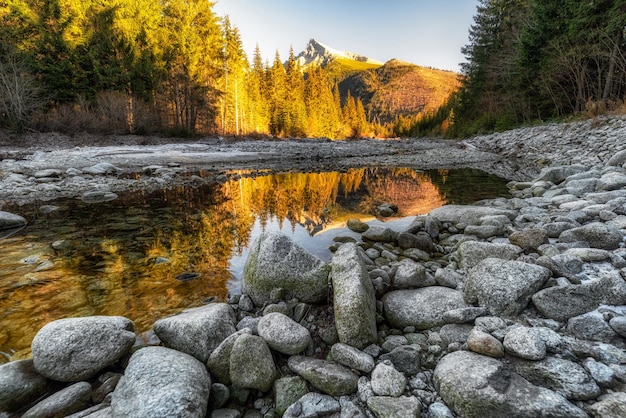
xmin=338 ymin=59 xmax=460 ymax=124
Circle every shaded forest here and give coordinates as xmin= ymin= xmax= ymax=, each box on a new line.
xmin=414 ymin=0 xmax=626 ymax=137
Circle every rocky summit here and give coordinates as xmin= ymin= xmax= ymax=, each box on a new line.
xmin=2 ymin=118 xmax=626 ymax=417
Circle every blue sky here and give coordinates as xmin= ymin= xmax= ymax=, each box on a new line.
xmin=213 ymin=0 xmax=479 ymax=72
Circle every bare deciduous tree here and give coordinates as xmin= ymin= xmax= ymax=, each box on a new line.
xmin=0 ymin=54 xmax=42 ymax=131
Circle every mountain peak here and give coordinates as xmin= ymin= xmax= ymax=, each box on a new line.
xmin=296 ymin=38 xmax=384 ymax=68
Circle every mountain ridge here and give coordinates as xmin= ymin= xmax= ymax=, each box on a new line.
xmin=295 ymin=38 xmax=384 ymax=68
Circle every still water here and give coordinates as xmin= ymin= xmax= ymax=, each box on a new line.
xmin=0 ymin=167 xmax=509 ymax=358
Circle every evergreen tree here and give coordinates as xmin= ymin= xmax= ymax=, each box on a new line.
xmin=267 ymin=50 xmax=286 ymax=136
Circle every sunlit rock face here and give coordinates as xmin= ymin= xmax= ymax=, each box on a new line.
xmin=242 ymin=231 xmax=331 ymax=306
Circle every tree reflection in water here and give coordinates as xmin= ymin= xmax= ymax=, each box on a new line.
xmin=0 ymin=167 xmax=509 ymax=358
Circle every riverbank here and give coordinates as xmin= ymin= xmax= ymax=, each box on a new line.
xmin=1 ymin=118 xmax=626 ymax=417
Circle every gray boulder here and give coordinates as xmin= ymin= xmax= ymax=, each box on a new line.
xmin=361 ymin=225 xmax=397 ymax=242
xmin=207 ymin=328 xmax=252 ymax=385
xmin=383 ymin=287 xmax=468 ymax=330
xmin=434 ymin=351 xmax=587 ymax=418
xmin=513 ymin=357 xmax=600 ymax=401
xmin=567 ymin=312 xmax=617 ymax=342
xmin=607 ymin=149 xmax=626 ymax=166
xmin=465 ymin=259 xmax=550 ymax=316
xmin=597 ymin=171 xmax=626 ymax=191
xmin=429 ymin=205 xmax=516 ymax=225
xmin=274 ymin=376 xmax=309 ymax=417
xmin=83 ymin=162 xmax=121 ymax=175
xmin=242 ymin=232 xmax=330 ymax=305
xmin=288 ymin=356 xmax=359 ymax=396
xmin=21 ymin=382 xmax=92 ymax=418
xmin=347 ymin=219 xmax=369 ymax=233
xmin=111 ymin=346 xmax=210 ymax=418
xmin=229 ymin=334 xmax=277 ymax=392
xmin=535 ymin=164 xmax=587 ymax=184
xmin=392 ymin=258 xmax=428 ymax=289
xmin=0 ymin=359 xmax=54 ymax=412
xmin=467 ymin=327 xmax=504 ymax=358
xmin=457 ymin=241 xmax=522 ymax=270
xmin=330 ymin=343 xmax=375 ymax=373
xmin=332 ymin=243 xmax=377 ymax=349
xmin=464 ymin=224 xmax=507 ymax=239
xmin=283 ymin=393 xmax=340 ymax=418
xmin=32 ymin=316 xmax=135 ymax=382
xmin=258 ymin=312 xmax=311 ymax=355
xmin=153 ymin=303 xmax=236 ymax=363
xmin=379 ymin=344 xmax=422 ymax=375
xmin=558 ymin=222 xmax=623 ymax=250
xmin=366 ymin=396 xmax=421 ymax=418
xmin=370 ymin=361 xmax=406 ymax=397
xmin=508 ymin=228 xmax=549 ymax=252
xmin=503 ymin=327 xmax=547 ymax=360
xmin=589 ymin=392 xmax=626 ymax=418
xmin=609 ymin=316 xmax=626 ymax=338
xmin=0 ymin=210 xmax=27 ymax=230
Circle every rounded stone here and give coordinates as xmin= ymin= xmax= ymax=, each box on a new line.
xmin=503 ymin=327 xmax=547 ymax=360
xmin=370 ymin=361 xmax=407 ymax=397
xmin=257 ymin=312 xmax=312 ymax=355
xmin=32 ymin=316 xmax=136 ymax=382
xmin=0 ymin=360 xmax=54 ymax=412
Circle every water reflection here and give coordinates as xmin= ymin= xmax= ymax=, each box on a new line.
xmin=0 ymin=167 xmax=509 ymax=357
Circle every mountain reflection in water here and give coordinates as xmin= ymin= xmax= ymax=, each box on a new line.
xmin=0 ymin=167 xmax=509 ymax=357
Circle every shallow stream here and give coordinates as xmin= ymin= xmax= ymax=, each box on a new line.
xmin=0 ymin=166 xmax=509 ymax=358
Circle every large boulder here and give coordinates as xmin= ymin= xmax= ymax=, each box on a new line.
xmin=428 ymin=205 xmax=516 ymax=226
xmin=464 ymin=258 xmax=551 ymax=316
xmin=558 ymin=222 xmax=623 ymax=250
xmin=383 ymin=287 xmax=468 ymax=330
xmin=534 ymin=164 xmax=588 ymax=185
xmin=331 ymin=243 xmax=377 ymax=349
xmin=229 ymin=334 xmax=277 ymax=392
xmin=0 ymin=360 xmax=54 ymax=412
xmin=457 ymin=241 xmax=523 ymax=270
xmin=153 ymin=303 xmax=236 ymax=363
xmin=21 ymin=382 xmax=92 ymax=418
xmin=32 ymin=316 xmax=135 ymax=382
xmin=111 ymin=347 xmax=210 ymax=417
xmin=257 ymin=312 xmax=311 ymax=355
xmin=433 ymin=351 xmax=587 ymax=418
xmin=288 ymin=356 xmax=359 ymax=397
xmin=206 ymin=329 xmax=252 ymax=385
xmin=242 ymin=232 xmax=330 ymax=306
xmin=0 ymin=211 xmax=27 ymax=230
xmin=597 ymin=171 xmax=626 ymax=191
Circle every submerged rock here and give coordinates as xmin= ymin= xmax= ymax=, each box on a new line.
xmin=0 ymin=210 xmax=27 ymax=231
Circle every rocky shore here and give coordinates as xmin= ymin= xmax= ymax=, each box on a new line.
xmin=1 ymin=117 xmax=626 ymax=417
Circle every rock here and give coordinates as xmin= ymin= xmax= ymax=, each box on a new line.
xmin=153 ymin=303 xmax=236 ymax=363
xmin=111 ymin=346 xmax=210 ymax=418
xmin=597 ymin=171 xmax=626 ymax=191
xmin=83 ymin=162 xmax=121 ymax=175
xmin=207 ymin=329 xmax=252 ymax=385
xmin=535 ymin=164 xmax=587 ymax=184
xmin=34 ymin=168 xmax=63 ymax=178
xmin=429 ymin=205 xmax=516 ymax=226
xmin=392 ymin=258 xmax=428 ymax=288
xmin=434 ymin=267 xmax=464 ymax=289
xmin=370 ymin=361 xmax=407 ymax=397
xmin=589 ymin=392 xmax=626 ymax=418
xmin=209 ymin=383 xmax=230 ymax=410
xmin=464 ymin=258 xmax=550 ymax=316
xmin=21 ymin=382 xmax=92 ymax=418
xmin=0 ymin=210 xmax=27 ymax=230
xmin=366 ymin=396 xmax=421 ymax=418
xmin=558 ymin=222 xmax=623 ymax=250
xmin=508 ymin=228 xmax=549 ymax=252
xmin=397 ymin=231 xmax=435 ymax=252
xmin=347 ymin=219 xmax=369 ymax=233
xmin=457 ymin=241 xmax=522 ymax=270
xmin=583 ymin=358 xmax=615 ymax=387
xmin=288 ymin=356 xmax=359 ymax=397
xmin=379 ymin=344 xmax=421 ymax=375
xmin=434 ymin=351 xmax=587 ymax=418
xmin=567 ymin=312 xmax=617 ymax=342
xmin=32 ymin=316 xmax=135 ymax=382
xmin=427 ymin=402 xmax=455 ymax=418
xmin=609 ymin=316 xmax=626 ymax=338
xmin=80 ymin=190 xmax=118 ymax=203
xmin=440 ymin=324 xmax=473 ymax=345
xmin=383 ymin=287 xmax=468 ymax=330
xmin=230 ymin=334 xmax=277 ymax=392
xmin=242 ymin=232 xmax=330 ymax=305
xmin=442 ymin=306 xmax=488 ymax=324
xmin=330 ymin=343 xmax=375 ymax=374
xmin=503 ymin=327 xmax=547 ymax=360
xmin=362 ymin=225 xmax=397 ymax=242
xmin=464 ymin=224 xmax=507 ymax=239
xmin=274 ymin=376 xmax=309 ymax=417
xmin=513 ymin=357 xmax=601 ymax=400
xmin=257 ymin=312 xmax=311 ymax=355
xmin=0 ymin=359 xmax=54 ymax=412
xmin=377 ymin=203 xmax=398 ymax=217
xmin=331 ymin=243 xmax=378 ymax=349
xmin=282 ymin=393 xmax=340 ymax=418
xmin=467 ymin=327 xmax=504 ymax=358
xmin=340 ymin=400 xmax=368 ymax=418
